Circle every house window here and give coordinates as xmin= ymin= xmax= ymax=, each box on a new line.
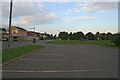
xmin=12 ymin=30 xmax=18 ymax=33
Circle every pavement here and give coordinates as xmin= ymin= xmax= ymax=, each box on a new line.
xmin=2 ymin=40 xmax=118 ymax=78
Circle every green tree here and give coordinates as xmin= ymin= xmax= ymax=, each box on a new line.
xmin=69 ymin=32 xmax=74 ymax=40
xmin=72 ymin=31 xmax=84 ymax=40
xmin=86 ymin=32 xmax=95 ymax=40
xmin=76 ymin=31 xmax=84 ymax=40
xmin=59 ymin=32 xmax=69 ymax=40
xmin=39 ymin=37 xmax=44 ymax=40
xmin=107 ymin=32 xmax=113 ymax=40
xmin=111 ymin=33 xmax=120 ymax=46
xmin=101 ymin=33 xmax=107 ymax=40
xmin=50 ymin=34 xmax=53 ymax=39
xmin=95 ymin=32 xmax=101 ymax=40
xmin=53 ymin=35 xmax=57 ymax=39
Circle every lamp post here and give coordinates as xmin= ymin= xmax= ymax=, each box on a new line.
xmin=8 ymin=0 xmax=13 ymax=50
xmin=32 ymin=26 xmax=36 ymax=44
xmin=58 ymin=29 xmax=60 ymax=40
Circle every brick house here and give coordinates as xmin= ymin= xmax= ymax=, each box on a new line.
xmin=0 ymin=28 xmax=8 ymax=41
xmin=27 ymin=31 xmax=35 ymax=37
xmin=27 ymin=31 xmax=40 ymax=40
xmin=10 ymin=26 xmax=27 ymax=41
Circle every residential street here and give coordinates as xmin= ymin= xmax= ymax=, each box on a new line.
xmin=2 ymin=40 xmax=49 ymax=50
xmin=2 ymin=41 xmax=118 ymax=78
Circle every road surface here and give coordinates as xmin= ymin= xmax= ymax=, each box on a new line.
xmin=2 ymin=41 xmax=118 ymax=78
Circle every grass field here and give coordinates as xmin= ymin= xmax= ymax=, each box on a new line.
xmin=2 ymin=45 xmax=44 ymax=63
xmin=47 ymin=40 xmax=119 ymax=48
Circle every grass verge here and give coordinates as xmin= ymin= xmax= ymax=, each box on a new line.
xmin=47 ymin=40 xmax=119 ymax=48
xmin=2 ymin=45 xmax=44 ymax=63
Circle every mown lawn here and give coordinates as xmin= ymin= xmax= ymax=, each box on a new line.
xmin=2 ymin=45 xmax=44 ymax=63
xmin=47 ymin=40 xmax=119 ymax=48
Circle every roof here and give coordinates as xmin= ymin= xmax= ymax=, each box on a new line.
xmin=28 ymin=31 xmax=41 ymax=34
xmin=27 ymin=31 xmax=35 ymax=37
xmin=12 ymin=26 xmax=27 ymax=31
xmin=0 ymin=28 xmax=6 ymax=31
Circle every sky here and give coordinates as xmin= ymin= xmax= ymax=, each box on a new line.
xmin=1 ymin=2 xmax=118 ymax=35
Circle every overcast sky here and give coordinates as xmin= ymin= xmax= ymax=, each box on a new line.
xmin=2 ymin=2 xmax=118 ymax=35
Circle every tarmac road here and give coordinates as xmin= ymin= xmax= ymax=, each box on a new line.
xmin=2 ymin=40 xmax=49 ymax=50
xmin=2 ymin=41 xmax=118 ymax=78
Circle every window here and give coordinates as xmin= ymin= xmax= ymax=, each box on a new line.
xmin=12 ymin=30 xmax=18 ymax=33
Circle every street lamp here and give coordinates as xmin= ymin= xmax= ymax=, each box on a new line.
xmin=8 ymin=0 xmax=13 ymax=50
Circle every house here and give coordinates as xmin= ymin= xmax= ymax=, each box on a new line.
xmin=27 ymin=31 xmax=35 ymax=37
xmin=26 ymin=31 xmax=35 ymax=40
xmin=0 ymin=28 xmax=8 ymax=41
xmin=27 ymin=31 xmax=48 ymax=40
xmin=10 ymin=26 xmax=27 ymax=41
xmin=27 ymin=31 xmax=41 ymax=40
xmin=40 ymin=33 xmax=48 ymax=38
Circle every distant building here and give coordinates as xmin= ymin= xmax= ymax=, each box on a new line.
xmin=27 ymin=31 xmax=35 ymax=37
xmin=10 ymin=26 xmax=27 ymax=41
xmin=40 ymin=33 xmax=48 ymax=38
xmin=27 ymin=31 xmax=41 ymax=40
xmin=26 ymin=31 xmax=35 ymax=40
xmin=0 ymin=28 xmax=8 ymax=41
xmin=1 ymin=26 xmax=51 ymax=41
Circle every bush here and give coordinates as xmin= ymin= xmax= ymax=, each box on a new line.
xmin=39 ymin=37 xmax=44 ymax=40
xmin=111 ymin=34 xmax=120 ymax=46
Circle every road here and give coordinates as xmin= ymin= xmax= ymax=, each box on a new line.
xmin=2 ymin=41 xmax=118 ymax=78
xmin=2 ymin=40 xmax=49 ymax=50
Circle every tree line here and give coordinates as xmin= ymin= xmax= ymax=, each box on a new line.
xmin=58 ymin=31 xmax=114 ymax=40
xmin=39 ymin=33 xmax=57 ymax=40
xmin=58 ymin=31 xmax=120 ymax=46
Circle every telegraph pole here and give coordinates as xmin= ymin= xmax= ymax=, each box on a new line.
xmin=34 ymin=27 xmax=35 ymax=32
xmin=8 ymin=0 xmax=13 ymax=50
xmin=58 ymin=29 xmax=60 ymax=34
xmin=33 ymin=26 xmax=35 ymax=37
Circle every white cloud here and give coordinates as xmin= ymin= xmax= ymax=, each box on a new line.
xmin=68 ymin=9 xmax=72 ymax=12
xmin=2 ymin=2 xmax=58 ymax=27
xmin=61 ymin=11 xmax=69 ymax=14
xmin=37 ymin=4 xmax=44 ymax=7
xmin=99 ymin=11 xmax=105 ymax=13
xmin=74 ymin=8 xmax=80 ymax=13
xmin=62 ymin=8 xmax=80 ymax=14
xmin=76 ymin=2 xmax=88 ymax=6
xmin=79 ymin=2 xmax=118 ymax=13
xmin=62 ymin=16 xmax=96 ymax=22
xmin=81 ymin=7 xmax=95 ymax=12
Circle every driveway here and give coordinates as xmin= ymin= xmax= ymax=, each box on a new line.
xmin=2 ymin=41 xmax=118 ymax=78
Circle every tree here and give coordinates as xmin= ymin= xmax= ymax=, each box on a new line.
xmin=86 ymin=32 xmax=95 ymax=40
xmin=50 ymin=34 xmax=53 ymax=39
xmin=69 ymin=32 xmax=74 ymax=40
xmin=101 ymin=33 xmax=107 ymax=40
xmin=72 ymin=31 xmax=85 ymax=40
xmin=53 ymin=35 xmax=57 ymax=39
xmin=107 ymin=32 xmax=113 ymax=40
xmin=58 ymin=32 xmax=69 ymax=40
xmin=39 ymin=37 xmax=44 ymax=40
xmin=95 ymin=32 xmax=101 ymax=40
xmin=76 ymin=31 xmax=84 ymax=40
xmin=111 ymin=33 xmax=120 ymax=46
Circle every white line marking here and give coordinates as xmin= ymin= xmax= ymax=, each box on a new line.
xmin=33 ymin=54 xmax=65 ymax=55
xmin=19 ymin=59 xmax=74 ymax=61
xmin=2 ymin=69 xmax=104 ymax=73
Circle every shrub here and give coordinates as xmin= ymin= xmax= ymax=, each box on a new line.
xmin=39 ymin=37 xmax=44 ymax=40
xmin=111 ymin=33 xmax=120 ymax=46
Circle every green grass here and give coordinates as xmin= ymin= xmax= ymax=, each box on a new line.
xmin=47 ymin=40 xmax=119 ymax=48
xmin=2 ymin=45 xmax=44 ymax=63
